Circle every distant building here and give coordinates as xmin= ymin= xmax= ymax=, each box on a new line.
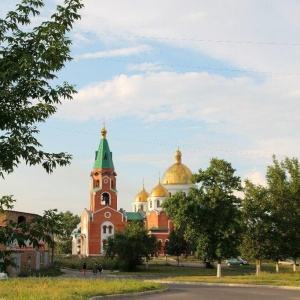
xmin=0 ymin=210 xmax=50 ymax=275
xmin=73 ymin=126 xmax=195 ymax=256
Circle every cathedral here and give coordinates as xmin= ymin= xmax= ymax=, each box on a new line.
xmin=72 ymin=126 xmax=195 ymax=256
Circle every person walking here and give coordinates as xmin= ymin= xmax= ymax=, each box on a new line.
xmin=98 ymin=263 xmax=103 ymax=274
xmin=82 ymin=262 xmax=87 ymax=276
xmin=93 ymin=262 xmax=98 ymax=275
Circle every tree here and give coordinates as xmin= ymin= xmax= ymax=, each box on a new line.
xmin=241 ymin=180 xmax=277 ymax=274
xmin=266 ymin=156 xmax=300 ymax=272
xmin=242 ymin=156 xmax=300 ymax=273
xmin=164 ymin=228 xmax=191 ymax=267
xmin=0 ymin=195 xmax=64 ymax=272
xmin=55 ymin=210 xmax=80 ymax=254
xmin=105 ymin=221 xmax=159 ymax=271
xmin=0 ymin=0 xmax=84 ymax=178
xmin=163 ymin=158 xmax=243 ymax=277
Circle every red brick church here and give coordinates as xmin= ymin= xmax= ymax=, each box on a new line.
xmin=73 ymin=126 xmax=195 ymax=256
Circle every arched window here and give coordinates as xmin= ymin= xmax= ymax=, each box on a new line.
xmin=95 ymin=180 xmax=99 ymax=187
xmin=157 ymin=200 xmax=160 ymax=207
xmin=102 ymin=192 xmax=110 ymax=205
xmin=140 ymin=205 xmax=144 ymax=211
xmin=108 ymin=225 xmax=113 ymax=234
xmin=103 ymin=225 xmax=107 ymax=234
xmin=150 ymin=201 xmax=152 ymax=208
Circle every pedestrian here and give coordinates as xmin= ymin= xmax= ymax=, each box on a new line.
xmin=98 ymin=263 xmax=103 ymax=274
xmin=93 ymin=262 xmax=98 ymax=275
xmin=82 ymin=262 xmax=87 ymax=276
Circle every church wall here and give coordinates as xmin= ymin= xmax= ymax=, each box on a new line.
xmin=88 ymin=209 xmax=126 ymax=255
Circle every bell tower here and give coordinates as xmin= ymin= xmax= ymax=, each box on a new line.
xmin=89 ymin=126 xmax=117 ymax=212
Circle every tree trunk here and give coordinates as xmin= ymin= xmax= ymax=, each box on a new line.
xmin=275 ymin=261 xmax=279 ymax=273
xmin=217 ymin=260 xmax=222 ymax=277
xmin=256 ymin=259 xmax=261 ymax=275
xmin=205 ymin=262 xmax=213 ymax=269
xmin=293 ymin=261 xmax=297 ymax=272
xmin=145 ymin=258 xmax=148 ymax=269
xmin=177 ymin=256 xmax=179 ymax=268
xmin=51 ymin=246 xmax=54 ymax=266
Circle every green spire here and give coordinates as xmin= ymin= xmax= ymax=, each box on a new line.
xmin=93 ymin=126 xmax=114 ymax=169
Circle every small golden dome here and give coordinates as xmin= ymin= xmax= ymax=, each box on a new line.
xmin=150 ymin=181 xmax=169 ymax=197
xmin=162 ymin=149 xmax=193 ymax=185
xmin=101 ymin=126 xmax=107 ymax=139
xmin=134 ymin=186 xmax=149 ymax=203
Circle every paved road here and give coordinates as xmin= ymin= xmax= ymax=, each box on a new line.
xmin=138 ymin=283 xmax=300 ymax=300
xmin=61 ymin=269 xmax=300 ymax=300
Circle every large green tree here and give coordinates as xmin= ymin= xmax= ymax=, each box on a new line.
xmin=241 ymin=180 xmax=277 ymax=274
xmin=267 ymin=156 xmax=300 ymax=271
xmin=105 ymin=221 xmax=159 ymax=271
xmin=164 ymin=228 xmax=193 ymax=267
xmin=0 ymin=0 xmax=84 ymax=178
xmin=242 ymin=156 xmax=300 ymax=273
xmin=55 ymin=210 xmax=80 ymax=254
xmin=163 ymin=158 xmax=243 ymax=277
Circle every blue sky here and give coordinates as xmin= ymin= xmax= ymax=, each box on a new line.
xmin=1 ymin=0 xmax=300 ymax=216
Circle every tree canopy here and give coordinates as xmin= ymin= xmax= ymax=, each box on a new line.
xmin=105 ymin=221 xmax=159 ymax=271
xmin=0 ymin=0 xmax=84 ymax=178
xmin=163 ymin=158 xmax=243 ymax=275
xmin=55 ymin=210 xmax=80 ymax=254
xmin=241 ymin=156 xmax=300 ymax=273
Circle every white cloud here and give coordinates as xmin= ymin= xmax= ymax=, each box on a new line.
xmin=75 ymin=45 xmax=152 ymax=59
xmin=127 ymin=62 xmax=163 ymax=72
xmin=243 ymin=169 xmax=267 ymax=187
xmin=76 ymin=0 xmax=300 ymax=74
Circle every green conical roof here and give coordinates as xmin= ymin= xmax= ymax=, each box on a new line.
xmin=93 ymin=127 xmax=114 ymax=169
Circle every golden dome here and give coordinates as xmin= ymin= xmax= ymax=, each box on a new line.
xmin=162 ymin=149 xmax=193 ymax=185
xmin=134 ymin=185 xmax=149 ymax=203
xmin=150 ymin=181 xmax=169 ymax=198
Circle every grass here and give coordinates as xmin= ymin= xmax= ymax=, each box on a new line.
xmin=0 ymin=278 xmax=165 ymax=300
xmin=3 ymin=256 xmax=298 ymax=300
xmin=133 ymin=260 xmax=300 ymax=287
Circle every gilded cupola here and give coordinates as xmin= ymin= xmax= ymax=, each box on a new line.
xmin=150 ymin=181 xmax=169 ymax=198
xmin=134 ymin=185 xmax=149 ymax=203
xmin=162 ymin=149 xmax=193 ymax=185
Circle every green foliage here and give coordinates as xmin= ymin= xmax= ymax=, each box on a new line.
xmin=241 ymin=180 xmax=276 ymax=262
xmin=164 ymin=158 xmax=243 ymax=266
xmin=105 ymin=221 xmax=159 ymax=271
xmin=164 ymin=229 xmax=193 ymax=266
xmin=0 ymin=0 xmax=84 ymax=177
xmin=55 ymin=255 xmax=119 ymax=271
xmin=242 ymin=156 xmax=300 ymax=266
xmin=267 ymin=156 xmax=300 ymax=261
xmin=55 ymin=211 xmax=80 ymax=254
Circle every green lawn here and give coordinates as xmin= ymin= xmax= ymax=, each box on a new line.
xmin=1 ymin=261 xmax=299 ymax=300
xmin=134 ymin=262 xmax=300 ymax=287
xmin=0 ymin=278 xmax=165 ymax=300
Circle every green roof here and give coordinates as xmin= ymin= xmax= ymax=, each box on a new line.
xmin=126 ymin=212 xmax=144 ymax=221
xmin=93 ymin=128 xmax=114 ymax=169
xmin=148 ymin=227 xmax=168 ymax=231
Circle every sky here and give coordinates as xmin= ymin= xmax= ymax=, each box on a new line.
xmin=1 ymin=0 xmax=300 ymax=217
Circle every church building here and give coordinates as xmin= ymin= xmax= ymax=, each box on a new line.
xmin=73 ymin=126 xmax=195 ymax=256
